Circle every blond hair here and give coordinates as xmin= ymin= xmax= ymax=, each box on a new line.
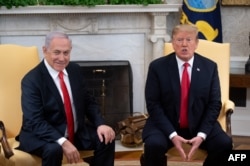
xmin=171 ymin=24 xmax=199 ymax=40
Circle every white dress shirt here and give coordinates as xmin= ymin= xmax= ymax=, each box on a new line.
xmin=44 ymin=60 xmax=78 ymax=145
xmin=169 ymin=55 xmax=206 ymax=140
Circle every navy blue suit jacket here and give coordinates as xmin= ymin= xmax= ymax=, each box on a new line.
xmin=142 ymin=53 xmax=222 ymax=140
xmin=17 ymin=60 xmax=104 ymax=152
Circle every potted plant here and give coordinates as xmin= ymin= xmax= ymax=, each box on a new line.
xmin=0 ymin=0 xmax=164 ymax=9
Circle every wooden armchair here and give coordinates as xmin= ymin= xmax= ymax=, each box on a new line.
xmin=140 ymin=39 xmax=234 ymax=165
xmin=0 ymin=44 xmax=92 ymax=166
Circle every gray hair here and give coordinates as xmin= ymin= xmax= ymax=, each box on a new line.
xmin=44 ymin=31 xmax=72 ymax=48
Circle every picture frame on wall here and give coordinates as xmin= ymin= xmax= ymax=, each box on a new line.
xmin=221 ymin=0 xmax=250 ymax=6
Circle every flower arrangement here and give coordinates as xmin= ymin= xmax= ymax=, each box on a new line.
xmin=0 ymin=0 xmax=164 ymax=9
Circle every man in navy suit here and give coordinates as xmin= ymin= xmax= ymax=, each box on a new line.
xmin=142 ymin=24 xmax=232 ymax=166
xmin=16 ymin=32 xmax=115 ymax=166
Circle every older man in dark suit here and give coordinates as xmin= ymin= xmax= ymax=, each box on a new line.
xmin=16 ymin=31 xmax=115 ymax=166
xmin=142 ymin=24 xmax=232 ymax=166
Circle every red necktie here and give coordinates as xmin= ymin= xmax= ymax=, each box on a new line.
xmin=59 ymin=71 xmax=74 ymax=143
xmin=180 ymin=62 xmax=190 ymax=128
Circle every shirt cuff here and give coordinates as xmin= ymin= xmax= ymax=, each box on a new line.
xmin=197 ymin=132 xmax=207 ymax=140
xmin=169 ymin=131 xmax=177 ymax=140
xmin=57 ymin=137 xmax=67 ymax=146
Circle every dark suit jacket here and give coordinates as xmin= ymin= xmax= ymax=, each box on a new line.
xmin=142 ymin=53 xmax=222 ymax=140
xmin=16 ymin=60 xmax=104 ymax=152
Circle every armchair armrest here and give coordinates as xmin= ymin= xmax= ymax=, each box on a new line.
xmin=224 ymin=100 xmax=234 ymax=137
xmin=224 ymin=100 xmax=235 ymax=113
xmin=0 ymin=121 xmax=14 ymax=159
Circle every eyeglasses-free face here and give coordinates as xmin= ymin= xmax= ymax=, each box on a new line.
xmin=172 ymin=31 xmax=198 ymax=62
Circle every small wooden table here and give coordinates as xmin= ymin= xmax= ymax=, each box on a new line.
xmin=230 ymin=68 xmax=250 ymax=88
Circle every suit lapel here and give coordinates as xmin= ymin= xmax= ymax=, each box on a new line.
xmin=40 ymin=61 xmax=64 ymax=109
xmin=167 ymin=54 xmax=181 ymax=115
xmin=189 ymin=54 xmax=202 ymax=105
xmin=65 ymin=64 xmax=79 ymax=107
xmin=65 ymin=63 xmax=83 ymax=124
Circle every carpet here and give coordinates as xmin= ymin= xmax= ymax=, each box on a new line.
xmin=115 ymin=160 xmax=202 ymax=166
xmin=61 ymin=159 xmax=202 ymax=166
xmin=114 ymin=150 xmax=203 ymax=166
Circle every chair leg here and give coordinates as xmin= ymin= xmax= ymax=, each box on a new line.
xmin=83 ymin=156 xmax=94 ymax=165
xmin=140 ymin=154 xmax=145 ymax=166
xmin=0 ymin=121 xmax=14 ymax=159
xmin=140 ymin=153 xmax=168 ymax=166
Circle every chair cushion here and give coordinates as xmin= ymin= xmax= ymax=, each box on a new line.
xmin=1 ymin=138 xmax=90 ymax=166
